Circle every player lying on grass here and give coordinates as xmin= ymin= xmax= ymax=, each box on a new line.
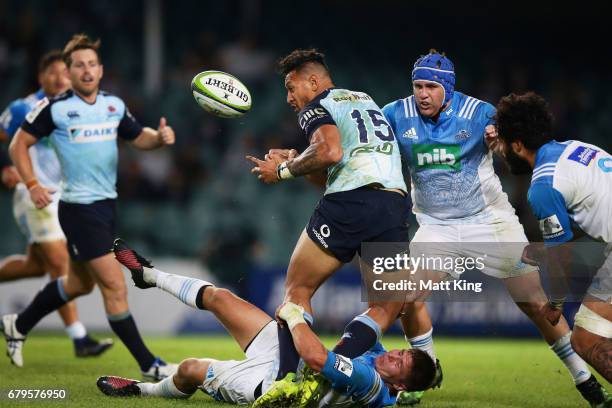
xmin=97 ymin=239 xmax=436 ymax=406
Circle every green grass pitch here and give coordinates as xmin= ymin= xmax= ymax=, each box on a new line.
xmin=0 ymin=334 xmax=603 ymax=407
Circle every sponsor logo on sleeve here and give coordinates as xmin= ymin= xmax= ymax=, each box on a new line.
xmin=299 ymin=107 xmax=328 ymax=130
xmin=538 ymin=214 xmax=565 ymax=239
xmin=333 ymin=354 xmax=354 ymax=377
xmin=25 ymin=97 xmax=49 ymax=124
xmin=568 ymin=146 xmax=598 ymax=166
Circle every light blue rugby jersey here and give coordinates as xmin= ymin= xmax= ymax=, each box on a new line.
xmin=0 ymin=89 xmax=63 ymax=190
xmin=298 ymin=88 xmax=406 ymax=195
xmin=528 ymin=140 xmax=612 ymax=245
xmin=21 ymin=90 xmax=142 ymax=204
xmin=382 ymin=92 xmax=517 ymax=225
xmin=320 ymin=342 xmax=395 ymax=407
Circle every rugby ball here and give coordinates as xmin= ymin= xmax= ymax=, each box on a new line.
xmin=191 ymin=71 xmax=252 ymax=118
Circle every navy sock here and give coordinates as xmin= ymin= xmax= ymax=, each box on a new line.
xmin=16 ymin=280 xmax=68 ymax=335
xmin=276 ymin=312 xmax=313 ymax=380
xmin=108 ymin=312 xmax=155 ymax=371
xmin=332 ymin=315 xmax=381 ymax=358
xmin=195 ymin=285 xmax=212 ymax=310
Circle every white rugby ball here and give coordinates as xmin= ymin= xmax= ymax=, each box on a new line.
xmin=191 ymin=70 xmax=252 ymax=118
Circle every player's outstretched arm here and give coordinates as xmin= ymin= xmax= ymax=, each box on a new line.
xmin=9 ymin=128 xmax=52 ymax=208
xmin=279 ymin=302 xmax=328 ymax=372
xmin=131 ymin=117 xmax=175 ymax=150
xmin=247 ymin=125 xmax=342 ymax=184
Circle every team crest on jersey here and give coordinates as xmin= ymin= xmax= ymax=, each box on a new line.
xmin=455 ymin=129 xmax=470 ymax=141
xmin=538 ymin=215 xmax=564 ymax=239
xmin=25 ymin=97 xmax=49 ymax=124
xmin=568 ymin=146 xmax=598 ymax=166
xmin=333 ymin=354 xmax=354 ymax=377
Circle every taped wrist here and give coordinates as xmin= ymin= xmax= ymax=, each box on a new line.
xmin=279 ymin=302 xmax=306 ymax=330
xmin=277 ymin=161 xmax=294 ymax=180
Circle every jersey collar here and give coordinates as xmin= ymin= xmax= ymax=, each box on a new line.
xmin=534 ymin=140 xmax=559 ymax=167
xmin=417 ymin=94 xmax=460 ymax=124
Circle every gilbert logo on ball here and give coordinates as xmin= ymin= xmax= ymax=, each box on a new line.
xmin=191 ymin=71 xmax=252 ymax=118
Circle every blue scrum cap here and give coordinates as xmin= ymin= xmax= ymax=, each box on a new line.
xmin=412 ymin=50 xmax=455 ymax=106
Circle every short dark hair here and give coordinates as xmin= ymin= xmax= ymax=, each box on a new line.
xmin=62 ymin=33 xmax=101 ymax=67
xmin=402 ymin=349 xmax=436 ymax=392
xmin=38 ymin=50 xmax=64 ymax=73
xmin=276 ymin=48 xmax=329 ymax=76
xmin=495 ymin=92 xmax=554 ymax=150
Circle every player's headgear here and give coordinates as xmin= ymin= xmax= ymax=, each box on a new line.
xmin=412 ymin=50 xmax=455 ymax=106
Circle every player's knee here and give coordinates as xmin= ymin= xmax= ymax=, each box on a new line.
xmin=515 ymin=301 xmax=543 ymax=319
xmin=207 ymin=288 xmax=235 ymax=312
xmin=45 ymin=252 xmax=69 ymax=276
xmin=368 ymin=302 xmax=402 ymax=328
xmin=64 ymin=279 xmax=93 ymax=298
xmin=402 ymin=301 xmax=426 ymax=316
xmin=99 ymin=278 xmax=128 ymax=299
xmin=177 ymin=358 xmax=204 ymax=384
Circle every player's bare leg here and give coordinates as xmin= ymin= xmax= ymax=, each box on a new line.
xmin=283 ymin=230 xmax=344 ymax=315
xmin=0 ymin=245 xmax=45 ymax=282
xmin=504 ymin=271 xmax=572 ymax=343
xmin=571 ymin=300 xmax=612 ymax=383
xmin=202 ymin=286 xmax=273 ymax=350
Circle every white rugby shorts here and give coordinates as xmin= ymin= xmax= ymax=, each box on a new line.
xmin=12 ymin=183 xmax=65 ymax=244
xmin=410 ymin=221 xmax=537 ymax=279
xmin=201 ymin=321 xmax=279 ymax=404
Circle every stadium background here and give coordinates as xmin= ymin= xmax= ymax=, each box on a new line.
xmin=0 ymin=0 xmax=610 ymax=337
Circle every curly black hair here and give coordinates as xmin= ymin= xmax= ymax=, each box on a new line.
xmin=276 ymin=48 xmax=329 ymax=76
xmin=495 ymin=92 xmax=554 ymax=150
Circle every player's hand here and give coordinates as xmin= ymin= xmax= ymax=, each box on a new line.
xmin=1 ymin=166 xmax=21 ymax=190
xmin=157 ymin=117 xmax=175 ymax=146
xmin=29 ymin=184 xmax=53 ymax=209
xmin=521 ymin=243 xmax=546 ymax=266
xmin=246 ymin=154 xmax=280 ymax=184
xmin=541 ymin=302 xmax=563 ymax=326
xmin=266 ymin=148 xmax=298 ymax=163
xmin=484 ymin=125 xmax=502 ymax=155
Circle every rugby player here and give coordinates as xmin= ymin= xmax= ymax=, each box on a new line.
xmin=382 ymin=50 xmax=609 ymax=406
xmin=97 ymin=239 xmax=436 ymax=407
xmin=246 ymin=49 xmax=413 ymax=402
xmin=0 ymin=50 xmax=112 ymax=357
xmin=1 ymin=34 xmax=176 ymax=380
xmin=494 ymin=91 xmax=611 ymax=387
